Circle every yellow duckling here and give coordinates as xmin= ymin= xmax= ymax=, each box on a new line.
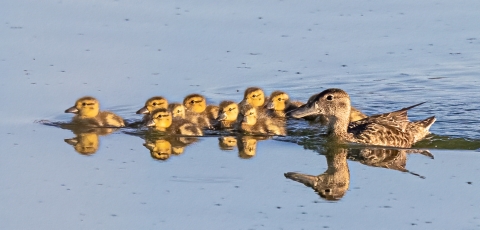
xmin=239 ymin=104 xmax=286 ymax=135
xmin=266 ymin=91 xmax=303 ymax=117
xmin=215 ymin=100 xmax=239 ymax=129
xmin=239 ymin=87 xmax=267 ymax=108
xmin=136 ymin=96 xmax=168 ymax=122
xmin=65 ymin=96 xmax=125 ymax=127
xmin=183 ymin=93 xmax=219 ymax=128
xmin=146 ymin=108 xmax=203 ymax=136
xmin=168 ymin=103 xmax=186 ymax=119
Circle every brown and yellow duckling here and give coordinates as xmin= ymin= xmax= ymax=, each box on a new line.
xmin=266 ymin=91 xmax=304 ymax=118
xmin=215 ymin=100 xmax=239 ymax=129
xmin=239 ymin=104 xmax=286 ymax=135
xmin=146 ymin=108 xmax=203 ymax=136
xmin=290 ymin=88 xmax=435 ymax=148
xmin=65 ymin=96 xmax=125 ymax=127
xmin=183 ymin=93 xmax=219 ymax=128
xmin=239 ymin=87 xmax=267 ymax=108
xmin=136 ymin=96 xmax=169 ymax=122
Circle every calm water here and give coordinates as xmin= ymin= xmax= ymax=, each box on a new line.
xmin=2 ymin=0 xmax=480 ymax=229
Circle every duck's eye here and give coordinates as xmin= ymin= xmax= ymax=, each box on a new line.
xmin=277 ymin=98 xmax=282 ymax=101
xmin=326 ymin=95 xmax=333 ymax=101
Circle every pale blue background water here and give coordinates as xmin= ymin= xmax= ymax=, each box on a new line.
xmin=1 ymin=0 xmax=480 ymax=229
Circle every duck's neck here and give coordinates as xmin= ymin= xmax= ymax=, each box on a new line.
xmin=326 ymin=116 xmax=349 ymax=138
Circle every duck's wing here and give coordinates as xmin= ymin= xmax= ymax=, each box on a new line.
xmin=349 ymin=102 xmax=426 ymax=132
xmin=349 ymin=122 xmax=415 ymax=148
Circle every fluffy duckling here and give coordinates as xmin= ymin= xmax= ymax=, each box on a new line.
xmin=136 ymin=96 xmax=168 ymax=122
xmin=239 ymin=87 xmax=267 ymax=108
xmin=168 ymin=103 xmax=186 ymax=119
xmin=266 ymin=91 xmax=304 ymax=117
xmin=183 ymin=93 xmax=219 ymax=128
xmin=239 ymin=104 xmax=286 ymax=135
xmin=289 ymin=88 xmax=435 ymax=148
xmin=65 ymin=96 xmax=125 ymax=127
xmin=146 ymin=108 xmax=203 ymax=136
xmin=215 ymin=100 xmax=239 ymax=129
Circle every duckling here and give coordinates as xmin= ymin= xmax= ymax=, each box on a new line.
xmin=239 ymin=104 xmax=286 ymax=135
xmin=65 ymin=96 xmax=125 ymax=127
xmin=289 ymin=88 xmax=435 ymax=148
xmin=296 ymin=93 xmax=367 ymax=122
xmin=266 ymin=91 xmax=304 ymax=117
xmin=168 ymin=103 xmax=186 ymax=119
xmin=136 ymin=96 xmax=168 ymax=122
xmin=215 ymin=100 xmax=239 ymax=129
xmin=146 ymin=108 xmax=203 ymax=136
xmin=183 ymin=93 xmax=219 ymax=128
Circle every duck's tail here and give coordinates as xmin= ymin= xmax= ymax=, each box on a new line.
xmin=409 ymin=116 xmax=436 ymax=143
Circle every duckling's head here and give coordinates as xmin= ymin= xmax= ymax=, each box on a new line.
xmin=243 ymin=87 xmax=265 ymax=107
xmin=64 ymin=132 xmax=99 ymax=155
xmin=144 ymin=139 xmax=172 ymax=160
xmin=240 ymin=104 xmax=258 ymax=126
xmin=136 ymin=96 xmax=168 ymax=114
xmin=290 ymin=88 xmax=351 ymax=121
xmin=183 ymin=94 xmax=207 ymax=114
xmin=65 ymin=96 xmax=100 ymax=118
xmin=146 ymin=108 xmax=172 ymax=130
xmin=266 ymin=91 xmax=290 ymax=111
xmin=168 ymin=103 xmax=186 ymax=119
xmin=217 ymin=101 xmax=239 ymax=122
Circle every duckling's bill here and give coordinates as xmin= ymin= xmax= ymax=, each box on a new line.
xmin=65 ymin=106 xmax=79 ymax=114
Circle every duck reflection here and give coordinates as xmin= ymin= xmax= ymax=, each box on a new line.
xmin=285 ymin=147 xmax=350 ymax=201
xmin=63 ymin=126 xmax=118 ymax=155
xmin=143 ymin=136 xmax=198 ymax=161
xmin=218 ymin=135 xmax=269 ymax=159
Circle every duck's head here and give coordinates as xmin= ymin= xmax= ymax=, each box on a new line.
xmin=217 ymin=101 xmax=239 ymax=122
xmin=242 ymin=87 xmax=265 ymax=107
xmin=64 ymin=132 xmax=99 ymax=155
xmin=183 ymin=94 xmax=207 ymax=113
xmin=146 ymin=108 xmax=172 ymax=130
xmin=266 ymin=91 xmax=290 ymax=110
xmin=65 ymin=96 xmax=100 ymax=118
xmin=136 ymin=96 xmax=168 ymax=114
xmin=168 ymin=103 xmax=186 ymax=119
xmin=289 ymin=88 xmax=351 ymax=120
xmin=240 ymin=104 xmax=258 ymax=126
xmin=144 ymin=139 xmax=172 ymax=160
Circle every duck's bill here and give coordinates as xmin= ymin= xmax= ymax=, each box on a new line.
xmin=136 ymin=106 xmax=149 ymax=114
xmin=284 ymin=172 xmax=317 ymax=187
xmin=217 ymin=112 xmax=227 ymax=121
xmin=65 ymin=106 xmax=79 ymax=114
xmin=145 ymin=120 xmax=155 ymax=127
xmin=288 ymin=105 xmax=318 ymax=118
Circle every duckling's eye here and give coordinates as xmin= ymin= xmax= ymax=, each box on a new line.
xmin=277 ymin=98 xmax=282 ymax=101
xmin=252 ymin=94 xmax=257 ymax=98
xmin=190 ymin=100 xmax=195 ymax=104
xmin=152 ymin=102 xmax=157 ymax=106
xmin=326 ymin=95 xmax=333 ymax=101
xmin=82 ymin=102 xmax=86 ymax=106
xmin=249 ymin=112 xmax=254 ymax=115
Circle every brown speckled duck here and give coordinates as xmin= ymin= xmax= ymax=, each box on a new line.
xmin=289 ymin=88 xmax=435 ymax=148
xmin=146 ymin=108 xmax=203 ymax=136
xmin=65 ymin=96 xmax=125 ymax=127
xmin=239 ymin=103 xmax=286 ymax=135
xmin=266 ymin=91 xmax=304 ymax=118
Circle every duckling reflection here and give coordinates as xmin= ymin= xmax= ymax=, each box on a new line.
xmin=218 ymin=136 xmax=238 ymax=150
xmin=285 ymin=147 xmax=350 ymax=201
xmin=63 ymin=126 xmax=118 ymax=155
xmin=217 ymin=135 xmax=269 ymax=158
xmin=143 ymin=136 xmax=198 ymax=161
